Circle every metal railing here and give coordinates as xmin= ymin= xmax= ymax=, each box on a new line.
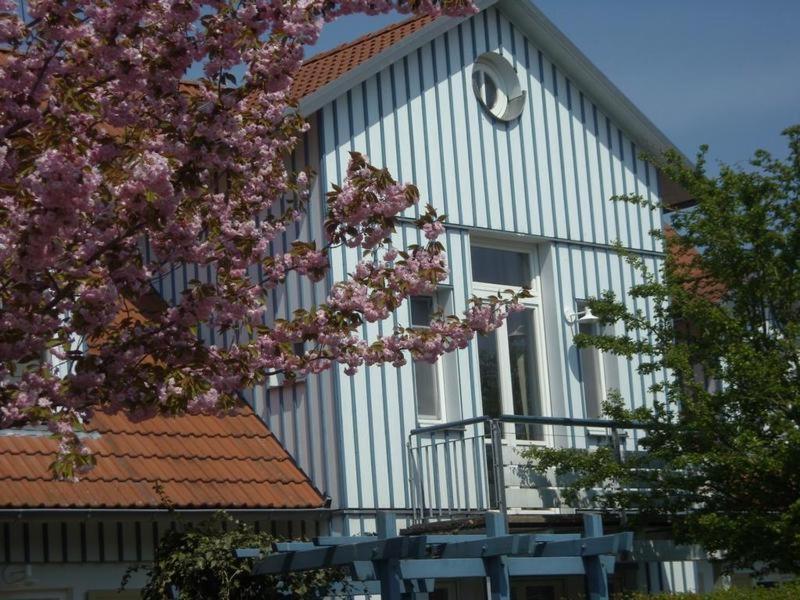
xmin=407 ymin=414 xmax=645 ymax=524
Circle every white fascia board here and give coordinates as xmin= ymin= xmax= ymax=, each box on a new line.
xmin=297 ymin=0 xmax=498 ymax=117
xmin=498 ymin=0 xmax=689 ymax=164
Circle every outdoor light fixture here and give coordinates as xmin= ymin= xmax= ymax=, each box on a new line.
xmin=564 ymin=306 xmax=600 ymax=325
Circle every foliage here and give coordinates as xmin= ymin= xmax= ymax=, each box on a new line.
xmin=0 ymin=0 xmax=533 ymax=476
xmin=614 ymin=581 xmax=800 ymax=600
xmin=124 ymin=511 xmax=342 ymax=600
xmin=523 ymin=126 xmax=800 ymax=573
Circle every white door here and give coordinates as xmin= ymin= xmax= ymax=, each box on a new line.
xmin=471 ymin=243 xmax=550 ymax=443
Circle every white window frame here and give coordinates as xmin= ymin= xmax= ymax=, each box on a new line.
xmin=410 ymin=294 xmax=448 ymax=425
xmin=471 ymin=241 xmax=551 ymax=445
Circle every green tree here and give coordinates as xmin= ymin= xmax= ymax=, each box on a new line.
xmin=524 ymin=126 xmax=800 ymax=573
xmin=125 ymin=511 xmax=342 ymax=599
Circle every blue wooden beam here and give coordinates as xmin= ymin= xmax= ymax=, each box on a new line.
xmin=273 ymin=542 xmax=315 ymax=552
xmin=314 ymin=535 xmax=377 ymax=546
xmin=506 ymin=556 xmax=585 ymax=576
xmin=426 ymin=532 xmax=580 ymax=544
xmin=485 ymin=512 xmax=511 ymax=600
xmin=400 ymin=558 xmax=487 ymax=579
xmin=376 ymin=513 xmax=404 ymax=600
xmin=247 ymin=509 xmax=632 ymax=600
xmin=583 ymin=514 xmax=609 ymax=600
xmin=532 ymin=533 xmax=625 ymax=557
xmin=253 ymin=534 xmax=430 ymax=574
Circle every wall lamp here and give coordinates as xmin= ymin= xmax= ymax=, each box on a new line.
xmin=564 ymin=306 xmax=600 ymax=325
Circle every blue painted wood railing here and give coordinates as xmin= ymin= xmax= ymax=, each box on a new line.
xmin=237 ymin=511 xmax=633 ymax=599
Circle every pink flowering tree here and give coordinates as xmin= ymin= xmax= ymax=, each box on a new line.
xmin=0 ymin=0 xmax=527 ymax=477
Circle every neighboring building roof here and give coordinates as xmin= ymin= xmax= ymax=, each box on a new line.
xmin=0 ymin=405 xmax=326 ymax=510
xmin=665 ymin=227 xmax=726 ymax=303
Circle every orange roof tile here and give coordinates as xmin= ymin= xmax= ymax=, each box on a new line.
xmin=292 ymin=14 xmax=435 ymax=100
xmin=0 ymin=406 xmax=326 ymax=510
xmin=665 ymin=227 xmax=726 ymax=303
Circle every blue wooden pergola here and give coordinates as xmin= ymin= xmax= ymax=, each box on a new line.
xmin=238 ymin=512 xmax=633 ymax=599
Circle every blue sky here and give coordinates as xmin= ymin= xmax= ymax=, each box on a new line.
xmin=306 ymin=1 xmax=800 ymax=171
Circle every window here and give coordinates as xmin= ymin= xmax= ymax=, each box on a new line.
xmin=576 ymin=300 xmax=605 ymax=420
xmin=471 ymin=52 xmax=526 ymax=122
xmin=472 ymin=243 xmax=547 ymax=441
xmin=472 ymin=67 xmax=498 ymax=110
xmin=267 ymin=341 xmax=306 ymax=387
xmin=579 ymin=321 xmax=604 ymax=419
xmin=471 ymin=246 xmax=531 ymax=288
xmin=410 ymin=296 xmax=443 ymax=422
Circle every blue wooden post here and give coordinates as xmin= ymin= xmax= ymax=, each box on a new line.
xmin=485 ymin=511 xmax=511 ymax=600
xmin=583 ymin=514 xmax=609 ymax=600
xmin=376 ymin=512 xmax=405 ymax=600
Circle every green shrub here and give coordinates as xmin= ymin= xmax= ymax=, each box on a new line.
xmin=615 ymin=581 xmax=800 ymax=600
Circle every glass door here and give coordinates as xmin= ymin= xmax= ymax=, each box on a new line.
xmin=471 ymin=243 xmax=548 ymax=443
xmin=477 ymin=307 xmax=544 ymax=441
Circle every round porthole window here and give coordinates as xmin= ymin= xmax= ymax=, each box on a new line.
xmin=471 ymin=52 xmax=526 ymax=122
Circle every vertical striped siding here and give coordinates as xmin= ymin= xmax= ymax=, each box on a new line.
xmin=143 ymin=119 xmax=341 ymax=505
xmin=317 ymin=7 xmax=661 ymax=247
xmin=0 ymin=517 xmax=327 ymax=564
xmin=547 ymin=243 xmax=664 ymax=434
xmin=313 ymin=6 xmax=665 ymax=510
xmin=255 ymin=118 xmax=341 ymax=505
xmin=141 ymin=5 xmax=666 ymax=517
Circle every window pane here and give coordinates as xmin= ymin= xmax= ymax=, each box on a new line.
xmin=471 ymin=246 xmax=530 ymax=287
xmin=410 ymin=296 xmax=434 ymax=327
xmin=579 ymin=321 xmax=603 ymax=418
xmin=414 ymin=360 xmax=440 ymax=419
xmin=506 ymin=309 xmax=543 ymax=440
xmin=477 ymin=331 xmax=501 ymax=418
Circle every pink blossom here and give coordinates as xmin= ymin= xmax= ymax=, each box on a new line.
xmin=0 ymin=0 xmax=526 ymax=479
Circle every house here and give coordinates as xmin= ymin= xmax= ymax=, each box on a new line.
xmin=1 ymin=0 xmax=720 ymax=597
xmin=238 ymin=0 xmax=716 ymax=594
xmin=0 ymin=407 xmax=327 ymax=599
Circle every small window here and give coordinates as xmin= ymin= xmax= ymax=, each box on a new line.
xmin=577 ymin=301 xmax=605 ymax=419
xmin=267 ymin=341 xmax=306 ymax=387
xmin=410 ymin=295 xmax=443 ymax=422
xmin=472 ymin=68 xmax=498 ymax=110
xmin=471 ymin=246 xmax=531 ymax=287
xmin=471 ymin=52 xmax=526 ymax=122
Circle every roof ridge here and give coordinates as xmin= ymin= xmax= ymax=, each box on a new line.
xmin=300 ymin=13 xmax=430 ymax=69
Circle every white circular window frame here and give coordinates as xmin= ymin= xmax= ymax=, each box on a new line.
xmin=471 ymin=52 xmax=526 ymax=122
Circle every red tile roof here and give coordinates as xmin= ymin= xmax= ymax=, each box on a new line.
xmin=292 ymin=14 xmax=434 ymax=100
xmin=0 ymin=406 xmax=325 ymax=510
xmin=665 ymin=227 xmax=726 ymax=303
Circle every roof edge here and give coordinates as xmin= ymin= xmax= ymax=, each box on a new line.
xmin=0 ymin=507 xmax=335 ymax=518
xmin=299 ymin=0 xmax=690 ymax=182
xmin=297 ymin=0 xmax=498 ymax=117
xmin=498 ymin=0 xmax=689 ymax=166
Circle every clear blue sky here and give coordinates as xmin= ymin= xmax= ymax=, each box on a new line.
xmin=307 ymin=1 xmax=800 ymax=170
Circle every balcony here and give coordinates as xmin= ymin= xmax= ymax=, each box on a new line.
xmin=406 ymin=415 xmax=646 ymax=524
